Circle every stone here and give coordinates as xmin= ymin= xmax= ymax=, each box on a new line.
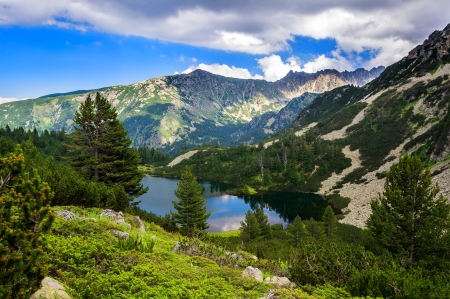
xmin=101 ymin=209 xmax=125 ymax=224
xmin=242 ymin=266 xmax=263 ymax=282
xmin=55 ymin=210 xmax=79 ymax=220
xmin=264 ymin=276 xmax=295 ymax=288
xmin=133 ymin=216 xmax=145 ymax=233
xmin=30 ymin=277 xmax=71 ymax=299
xmin=110 ymin=229 xmax=129 ymax=240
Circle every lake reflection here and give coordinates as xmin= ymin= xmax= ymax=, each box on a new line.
xmin=137 ymin=176 xmax=328 ymax=232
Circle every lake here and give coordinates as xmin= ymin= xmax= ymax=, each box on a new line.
xmin=137 ymin=176 xmax=329 ymax=232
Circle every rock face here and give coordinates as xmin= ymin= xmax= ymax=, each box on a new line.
xmin=242 ymin=266 xmax=263 ymax=282
xmin=30 ymin=277 xmax=71 ymax=299
xmin=264 ymin=276 xmax=295 ymax=288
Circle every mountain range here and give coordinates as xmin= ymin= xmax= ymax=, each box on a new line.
xmin=0 ymin=66 xmax=384 ymax=153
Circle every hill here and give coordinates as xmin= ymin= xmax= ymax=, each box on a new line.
xmin=0 ymin=67 xmax=383 ymax=154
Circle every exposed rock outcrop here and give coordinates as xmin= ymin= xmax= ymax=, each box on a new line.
xmin=30 ymin=277 xmax=71 ymax=299
xmin=242 ymin=266 xmax=263 ymax=282
xmin=264 ymin=276 xmax=295 ymax=289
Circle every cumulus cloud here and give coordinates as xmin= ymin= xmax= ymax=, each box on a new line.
xmin=1 ymin=1 xmax=449 ymax=67
xmin=181 ymin=63 xmax=263 ymax=80
xmin=0 ymin=97 xmax=25 ymax=105
xmin=257 ymin=55 xmax=301 ymax=81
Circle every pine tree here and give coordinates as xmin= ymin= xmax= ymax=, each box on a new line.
xmin=69 ymin=93 xmax=147 ymax=201
xmin=367 ymin=153 xmax=450 ymax=268
xmin=305 ymin=217 xmax=324 ymax=241
xmin=172 ymin=166 xmax=210 ymax=237
xmin=287 ymin=215 xmax=306 ymax=247
xmin=239 ymin=210 xmax=261 ymax=242
xmin=322 ymin=206 xmax=338 ymax=239
xmin=0 ymin=145 xmax=55 ymax=298
xmin=254 ymin=207 xmax=271 ymax=237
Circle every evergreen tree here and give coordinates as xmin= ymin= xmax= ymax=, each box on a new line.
xmin=254 ymin=207 xmax=271 ymax=237
xmin=239 ymin=210 xmax=261 ymax=242
xmin=0 ymin=145 xmax=55 ymax=298
xmin=172 ymin=166 xmax=210 ymax=237
xmin=322 ymin=206 xmax=338 ymax=239
xmin=287 ymin=215 xmax=306 ymax=247
xmin=69 ymin=93 xmax=147 ymax=200
xmin=305 ymin=217 xmax=324 ymax=241
xmin=367 ymin=153 xmax=450 ymax=268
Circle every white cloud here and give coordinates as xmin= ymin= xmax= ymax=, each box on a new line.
xmin=257 ymin=54 xmax=301 ymax=81
xmin=301 ymin=50 xmax=354 ymax=73
xmin=1 ymin=1 xmax=449 ymax=68
xmin=191 ymin=57 xmax=197 ymax=63
xmin=181 ymin=63 xmax=263 ymax=80
xmin=0 ymin=97 xmax=25 ymax=105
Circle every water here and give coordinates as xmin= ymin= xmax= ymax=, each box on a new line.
xmin=137 ymin=176 xmax=329 ymax=232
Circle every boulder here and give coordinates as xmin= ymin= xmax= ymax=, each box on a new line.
xmin=242 ymin=266 xmax=263 ymax=282
xmin=55 ymin=210 xmax=79 ymax=220
xmin=110 ymin=229 xmax=129 ymax=240
xmin=133 ymin=216 xmax=145 ymax=233
xmin=30 ymin=277 xmax=71 ymax=299
xmin=264 ymin=276 xmax=295 ymax=288
xmin=100 ymin=209 xmax=125 ymax=224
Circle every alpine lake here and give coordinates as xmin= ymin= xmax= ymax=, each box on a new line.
xmin=137 ymin=176 xmax=330 ymax=232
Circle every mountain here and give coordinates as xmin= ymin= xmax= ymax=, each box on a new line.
xmin=291 ymin=23 xmax=450 ymax=227
xmin=158 ymin=23 xmax=450 ymax=229
xmin=0 ymin=67 xmax=383 ymax=154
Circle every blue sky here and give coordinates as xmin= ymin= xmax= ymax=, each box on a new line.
xmin=0 ymin=0 xmax=449 ymax=100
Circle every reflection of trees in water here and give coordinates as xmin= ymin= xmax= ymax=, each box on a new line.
xmin=241 ymin=193 xmax=328 ymax=223
xmin=200 ymin=181 xmax=232 ymax=196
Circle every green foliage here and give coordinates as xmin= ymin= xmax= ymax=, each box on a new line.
xmin=322 ymin=206 xmax=338 ymax=239
xmin=117 ymin=233 xmax=155 ymax=253
xmin=254 ymin=207 xmax=271 ymax=238
xmin=367 ymin=153 xmax=450 ymax=268
xmin=137 ymin=146 xmax=170 ymax=165
xmin=0 ymin=145 xmax=55 ymax=298
xmin=172 ymin=166 xmax=210 ymax=237
xmin=286 ymin=215 xmax=306 ymax=247
xmin=325 ymin=194 xmax=351 ymax=210
xmin=240 ymin=210 xmax=261 ymax=242
xmin=68 ymin=92 xmax=147 ymax=199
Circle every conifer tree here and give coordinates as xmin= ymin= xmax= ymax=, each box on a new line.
xmin=0 ymin=145 xmax=55 ymax=298
xmin=254 ymin=207 xmax=271 ymax=237
xmin=69 ymin=93 xmax=147 ymax=201
xmin=172 ymin=166 xmax=210 ymax=237
xmin=305 ymin=217 xmax=324 ymax=241
xmin=322 ymin=206 xmax=338 ymax=239
xmin=240 ymin=210 xmax=261 ymax=242
xmin=367 ymin=153 xmax=450 ymax=268
xmin=287 ymin=215 xmax=306 ymax=247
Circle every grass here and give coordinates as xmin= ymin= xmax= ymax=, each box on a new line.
xmin=208 ymin=230 xmax=240 ymax=237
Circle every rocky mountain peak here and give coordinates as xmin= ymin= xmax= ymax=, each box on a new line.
xmin=408 ymin=23 xmax=450 ymax=60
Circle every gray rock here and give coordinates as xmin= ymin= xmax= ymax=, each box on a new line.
xmin=242 ymin=266 xmax=263 ymax=282
xmin=55 ymin=210 xmax=79 ymax=220
xmin=264 ymin=276 xmax=295 ymax=288
xmin=30 ymin=277 xmax=71 ymax=299
xmin=133 ymin=216 xmax=145 ymax=233
xmin=110 ymin=229 xmax=129 ymax=240
xmin=101 ymin=209 xmax=125 ymax=224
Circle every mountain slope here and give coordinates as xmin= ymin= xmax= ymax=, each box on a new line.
xmin=291 ymin=23 xmax=450 ymax=227
xmin=0 ymin=67 xmax=383 ymax=153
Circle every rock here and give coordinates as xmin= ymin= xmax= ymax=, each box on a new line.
xmin=242 ymin=266 xmax=263 ymax=282
xmin=133 ymin=216 xmax=145 ymax=233
xmin=55 ymin=210 xmax=79 ymax=220
xmin=110 ymin=229 xmax=129 ymax=240
xmin=101 ymin=209 xmax=125 ymax=224
xmin=30 ymin=277 xmax=71 ymax=299
xmin=264 ymin=276 xmax=295 ymax=288
xmin=172 ymin=241 xmax=180 ymax=252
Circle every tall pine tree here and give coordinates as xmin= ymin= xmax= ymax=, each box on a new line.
xmin=367 ymin=153 xmax=450 ymax=268
xmin=172 ymin=166 xmax=210 ymax=237
xmin=69 ymin=93 xmax=147 ymax=202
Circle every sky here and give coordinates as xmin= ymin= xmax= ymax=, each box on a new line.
xmin=1 ymin=0 xmax=450 ymax=101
